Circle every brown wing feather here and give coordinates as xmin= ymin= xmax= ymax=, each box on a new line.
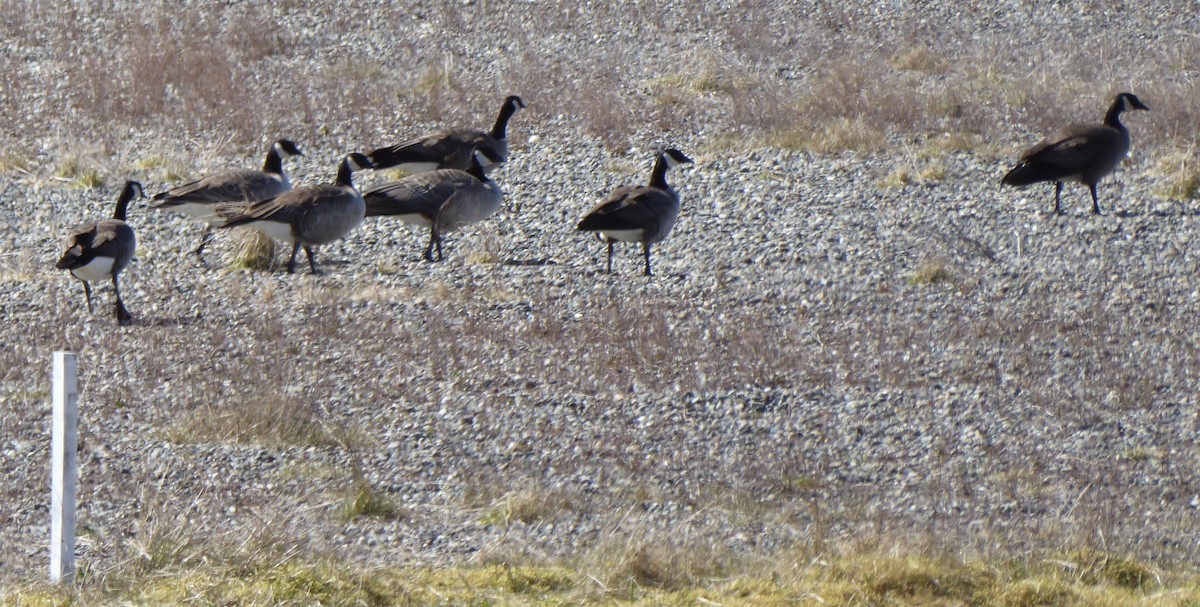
xmin=577 ymin=186 xmax=674 ymax=232
xmin=223 ymin=185 xmax=340 ymax=227
xmin=368 ymin=129 xmax=493 ymax=170
xmin=363 ymin=170 xmax=478 ymax=217
xmin=1019 ymin=123 xmax=1122 ymax=172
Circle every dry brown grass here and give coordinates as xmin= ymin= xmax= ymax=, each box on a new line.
xmin=0 ymin=2 xmax=1194 ymax=167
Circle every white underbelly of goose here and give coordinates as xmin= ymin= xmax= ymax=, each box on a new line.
xmin=70 ymin=257 xmax=116 ymax=282
xmin=244 ymin=220 xmax=296 ymax=243
xmin=395 ymin=162 xmax=440 ymax=174
xmin=392 ymin=212 xmax=433 ymax=227
xmin=599 ymin=229 xmax=645 ymax=243
xmin=170 ymin=202 xmax=227 ymax=225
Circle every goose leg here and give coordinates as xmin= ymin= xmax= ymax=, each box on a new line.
xmin=81 ymin=280 xmax=94 ymax=314
xmin=304 ymin=245 xmax=320 ymax=274
xmin=193 ymin=225 xmax=215 ymax=258
xmin=112 ymin=275 xmax=133 ymax=326
xmin=605 ymin=240 xmax=614 ymax=274
xmin=1090 ymin=184 xmax=1102 ymax=215
xmin=287 ymin=241 xmax=301 ymax=274
xmin=1053 ymin=181 xmax=1063 ymax=215
xmin=425 ymin=226 xmax=444 ymax=262
xmin=643 ymin=243 xmax=653 ymax=277
xmin=424 ymin=227 xmax=438 ymax=262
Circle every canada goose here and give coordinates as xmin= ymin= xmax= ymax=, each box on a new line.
xmin=220 ymin=153 xmax=373 ymax=274
xmin=576 ymin=148 xmax=693 ymax=276
xmin=367 ymin=95 xmax=525 ymax=174
xmin=363 ymin=150 xmax=503 ymax=262
xmin=55 ymin=181 xmax=143 ymax=325
xmin=150 ymin=139 xmax=304 ymax=256
xmin=1002 ymin=92 xmax=1149 ymax=215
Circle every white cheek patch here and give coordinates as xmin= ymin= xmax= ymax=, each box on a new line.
xmin=664 ymin=153 xmax=688 ymax=169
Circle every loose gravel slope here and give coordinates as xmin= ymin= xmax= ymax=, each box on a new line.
xmin=1 ymin=0 xmax=1199 ymax=582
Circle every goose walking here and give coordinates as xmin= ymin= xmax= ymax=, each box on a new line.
xmin=367 ymin=96 xmax=524 ymax=174
xmin=56 ymin=181 xmax=143 ymax=325
xmin=1002 ymin=92 xmax=1149 ymax=215
xmin=150 ymin=138 xmax=304 ymax=257
xmin=219 ymin=153 xmax=373 ymax=274
xmin=577 ymin=148 xmax=693 ymax=276
xmin=363 ymin=150 xmax=502 ymax=262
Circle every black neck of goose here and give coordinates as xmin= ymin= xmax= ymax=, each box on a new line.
xmin=335 ymin=159 xmax=356 ymax=187
xmin=1103 ymin=99 xmax=1127 ymax=129
xmin=490 ymin=102 xmax=518 ymax=140
xmin=648 ymin=154 xmax=671 ymax=190
xmin=113 ymin=186 xmax=137 ymax=221
xmin=262 ymin=146 xmax=284 ymax=175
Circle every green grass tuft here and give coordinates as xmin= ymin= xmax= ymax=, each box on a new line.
xmin=909 ymin=258 xmax=957 ymax=286
xmin=228 ymin=230 xmax=277 ymax=271
xmin=1153 ymin=150 xmax=1200 ymax=200
xmin=2 ymin=545 xmax=1195 ymax=606
xmin=342 ymin=483 xmax=406 ymax=522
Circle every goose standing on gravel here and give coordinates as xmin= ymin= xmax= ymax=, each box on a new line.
xmin=367 ymin=95 xmax=525 ymax=174
xmin=150 ymin=139 xmax=304 ymax=257
xmin=577 ymin=148 xmax=693 ymax=276
xmin=1001 ymin=92 xmax=1149 ymax=215
xmin=56 ymin=181 xmax=143 ymax=325
xmin=219 ymin=153 xmax=373 ymax=274
xmin=363 ymin=150 xmax=502 ymax=262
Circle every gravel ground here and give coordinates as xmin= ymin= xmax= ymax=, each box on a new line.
xmin=2 ymin=0 xmax=1200 ymax=583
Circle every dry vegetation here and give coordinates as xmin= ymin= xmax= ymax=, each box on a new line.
xmin=0 ymin=2 xmax=1195 ymax=180
xmin=5 ymin=540 xmax=1199 ymax=605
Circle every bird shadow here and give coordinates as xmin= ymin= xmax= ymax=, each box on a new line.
xmin=130 ymin=315 xmax=204 ymax=328
xmin=1114 ymin=208 xmax=1200 ymax=219
xmin=503 ymin=258 xmax=557 ymax=267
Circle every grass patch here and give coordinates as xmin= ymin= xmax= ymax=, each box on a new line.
xmin=54 ymin=155 xmax=104 ymax=189
xmin=467 ymin=481 xmax=572 ymax=528
xmin=0 ymin=262 xmax=36 ymax=283
xmin=1152 ymin=149 xmax=1200 ymax=200
xmin=767 ymin=116 xmax=886 ymax=154
xmin=643 ymin=57 xmax=749 ymax=101
xmin=465 ymin=247 xmax=502 ymax=265
xmin=1120 ymin=447 xmax=1152 ymax=462
xmin=586 ymin=537 xmax=732 ymax=594
xmin=0 ymin=151 xmax=30 ymax=174
xmin=890 ymin=43 xmax=949 ymax=74
xmin=228 ymin=230 xmax=278 ymax=271
xmin=133 ymin=154 xmax=189 ymax=183
xmin=3 ymin=542 xmax=1196 ymax=606
xmin=170 ymin=393 xmax=356 ymax=449
xmin=342 ymin=483 xmax=407 ymax=522
xmin=909 ymin=257 xmax=958 ymax=286
xmin=879 ymin=159 xmax=945 ymax=189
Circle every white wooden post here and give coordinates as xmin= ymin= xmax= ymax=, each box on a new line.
xmin=50 ymin=351 xmax=78 ymax=583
